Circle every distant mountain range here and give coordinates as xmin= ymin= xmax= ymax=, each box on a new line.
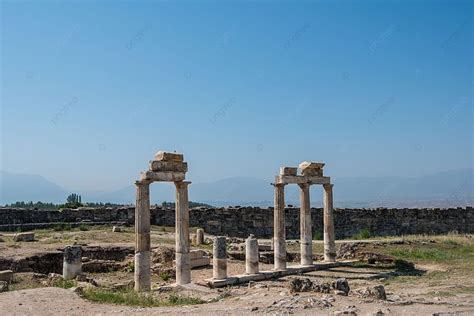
xmin=1 ymin=169 xmax=472 ymax=208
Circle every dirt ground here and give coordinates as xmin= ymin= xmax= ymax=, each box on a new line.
xmin=1 ymin=226 xmax=473 ymax=315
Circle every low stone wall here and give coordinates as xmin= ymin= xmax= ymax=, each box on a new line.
xmin=0 ymin=206 xmax=472 ymax=238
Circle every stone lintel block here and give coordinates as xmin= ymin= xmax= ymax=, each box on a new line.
xmin=299 ymin=161 xmax=325 ymax=170
xmin=149 ymin=160 xmax=188 ymax=172
xmin=301 ymin=168 xmax=323 ymax=177
xmin=275 ymin=175 xmax=330 ymax=185
xmin=0 ymin=270 xmax=13 ymax=283
xmin=140 ymin=171 xmax=185 ymax=182
xmin=189 ymin=249 xmax=208 ymax=260
xmin=154 ymin=151 xmax=184 ymax=162
xmin=279 ymin=167 xmax=297 ymax=176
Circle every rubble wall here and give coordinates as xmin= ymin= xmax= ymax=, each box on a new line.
xmin=1 ymin=206 xmax=472 ymax=238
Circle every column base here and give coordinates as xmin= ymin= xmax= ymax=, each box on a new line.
xmin=175 ymin=252 xmax=191 ymax=285
xmin=134 ymin=251 xmax=151 ymax=292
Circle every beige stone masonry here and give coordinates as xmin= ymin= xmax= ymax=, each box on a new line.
xmin=154 ymin=151 xmax=184 ymax=162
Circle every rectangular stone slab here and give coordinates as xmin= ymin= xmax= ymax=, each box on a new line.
xmin=154 ymin=151 xmax=184 ymax=162
xmin=280 ymin=167 xmax=297 ymax=176
xmin=205 ymin=261 xmax=354 ymax=288
xmin=149 ymin=161 xmax=188 ymax=172
xmin=275 ymin=175 xmax=330 ymax=185
xmin=301 ymin=168 xmax=323 ymax=177
xmin=140 ymin=171 xmax=185 ymax=182
xmin=298 ymin=161 xmax=325 ymax=170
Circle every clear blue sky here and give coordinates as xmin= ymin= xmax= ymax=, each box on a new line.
xmin=1 ymin=0 xmax=472 ymax=191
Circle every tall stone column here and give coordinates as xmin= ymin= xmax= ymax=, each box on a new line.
xmin=299 ymin=183 xmax=313 ymax=266
xmin=274 ymin=183 xmax=287 ymax=270
xmin=323 ymin=183 xmax=336 ymax=262
xmin=175 ymin=181 xmax=191 ymax=285
xmin=134 ymin=180 xmax=151 ymax=292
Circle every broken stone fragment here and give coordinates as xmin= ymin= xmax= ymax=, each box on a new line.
xmin=149 ymin=160 xmax=188 ymax=172
xmin=299 ymin=161 xmax=325 ymax=170
xmin=0 ymin=281 xmax=8 ymax=292
xmin=280 ymin=167 xmax=297 ymax=176
xmin=0 ymin=270 xmax=13 ymax=283
xmin=154 ymin=151 xmax=184 ymax=162
xmin=299 ymin=161 xmax=324 ymax=176
xmin=356 ymin=285 xmax=387 ymax=300
xmin=332 ymin=278 xmax=350 ymax=295
xmin=13 ymin=232 xmax=35 ymax=242
xmin=112 ymin=226 xmax=122 ymax=233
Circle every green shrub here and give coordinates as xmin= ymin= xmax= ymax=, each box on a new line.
xmin=352 ymin=228 xmax=372 ymax=239
xmin=53 ymin=223 xmax=72 ymax=231
xmin=78 ymin=224 xmax=89 ymax=231
xmin=159 ymin=272 xmax=170 ymax=282
xmin=312 ymin=232 xmax=323 ymax=240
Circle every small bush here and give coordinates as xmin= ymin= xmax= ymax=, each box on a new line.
xmin=313 ymin=232 xmax=323 ymax=240
xmin=123 ymin=261 xmax=134 ymax=273
xmin=53 ymin=223 xmax=72 ymax=231
xmin=78 ymin=224 xmax=89 ymax=231
xmin=159 ymin=272 xmax=170 ymax=282
xmin=352 ymin=228 xmax=372 ymax=239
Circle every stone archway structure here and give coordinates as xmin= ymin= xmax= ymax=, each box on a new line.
xmin=273 ymin=161 xmax=336 ymax=270
xmin=134 ymin=151 xmax=191 ymax=292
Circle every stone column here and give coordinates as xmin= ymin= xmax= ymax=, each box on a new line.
xmin=299 ymin=183 xmax=313 ymax=266
xmin=175 ymin=181 xmax=191 ymax=285
xmin=63 ymin=245 xmax=82 ymax=279
xmin=134 ymin=181 xmax=151 ymax=292
xmin=323 ymin=183 xmax=336 ymax=262
xmin=245 ymin=235 xmax=259 ymax=274
xmin=274 ymin=183 xmax=287 ymax=270
xmin=213 ymin=236 xmax=227 ymax=279
xmin=195 ymin=228 xmax=204 ymax=245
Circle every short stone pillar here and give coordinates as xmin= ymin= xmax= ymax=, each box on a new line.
xmin=175 ymin=181 xmax=191 ymax=285
xmin=273 ymin=183 xmax=287 ymax=270
xmin=245 ymin=235 xmax=259 ymax=274
xmin=195 ymin=228 xmax=204 ymax=245
xmin=323 ymin=183 xmax=336 ymax=262
xmin=213 ymin=236 xmax=227 ymax=279
xmin=63 ymin=245 xmax=82 ymax=280
xmin=134 ymin=181 xmax=151 ymax=292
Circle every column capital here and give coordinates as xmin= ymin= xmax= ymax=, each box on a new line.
xmin=135 ymin=179 xmax=152 ymax=186
xmin=297 ymin=182 xmax=311 ymax=189
xmin=174 ymin=180 xmax=192 ymax=189
xmin=271 ymin=182 xmax=287 ymax=187
xmin=323 ymin=183 xmax=333 ymax=189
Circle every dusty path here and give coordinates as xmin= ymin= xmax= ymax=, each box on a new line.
xmin=1 ymin=286 xmax=473 ymax=316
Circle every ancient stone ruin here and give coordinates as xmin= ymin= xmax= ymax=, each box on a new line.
xmin=134 ymin=151 xmax=191 ymax=292
xmin=273 ymin=162 xmax=336 ymax=269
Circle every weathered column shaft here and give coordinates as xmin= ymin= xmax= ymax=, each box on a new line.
xmin=213 ymin=236 xmax=227 ymax=279
xmin=195 ymin=228 xmax=204 ymax=245
xmin=63 ymin=245 xmax=82 ymax=280
xmin=245 ymin=235 xmax=259 ymax=274
xmin=175 ymin=181 xmax=191 ymax=285
xmin=134 ymin=181 xmax=151 ymax=292
xmin=274 ymin=184 xmax=286 ymax=270
xmin=323 ymin=183 xmax=336 ymax=262
xmin=299 ymin=183 xmax=313 ymax=266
